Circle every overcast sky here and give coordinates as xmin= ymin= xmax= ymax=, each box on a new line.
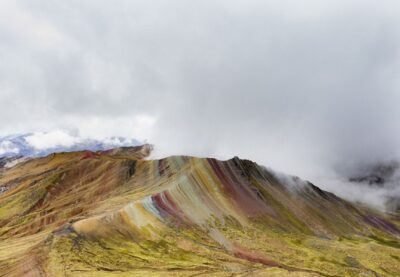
xmin=1 ymin=0 xmax=400 ymax=205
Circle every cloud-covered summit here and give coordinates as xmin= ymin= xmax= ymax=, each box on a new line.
xmin=0 ymin=130 xmax=141 ymax=158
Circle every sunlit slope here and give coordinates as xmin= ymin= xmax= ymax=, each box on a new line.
xmin=0 ymin=145 xmax=399 ymax=276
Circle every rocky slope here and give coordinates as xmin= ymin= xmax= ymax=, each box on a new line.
xmin=0 ymin=145 xmax=399 ymax=276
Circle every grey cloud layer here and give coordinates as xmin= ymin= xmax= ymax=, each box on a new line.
xmin=1 ymin=0 xmax=400 ymax=205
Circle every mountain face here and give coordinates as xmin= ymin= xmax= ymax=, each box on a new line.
xmin=0 ymin=146 xmax=399 ymax=276
xmin=0 ymin=132 xmax=140 ymax=158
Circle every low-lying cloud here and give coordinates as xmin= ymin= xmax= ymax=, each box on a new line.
xmin=0 ymin=0 xmax=400 ymax=209
xmin=25 ymin=130 xmax=82 ymax=150
xmin=0 ymin=130 xmax=142 ymax=158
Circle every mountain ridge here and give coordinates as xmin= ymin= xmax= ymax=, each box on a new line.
xmin=0 ymin=145 xmax=399 ymax=276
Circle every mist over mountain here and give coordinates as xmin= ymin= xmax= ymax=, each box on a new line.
xmin=0 ymin=130 xmax=141 ymax=158
xmin=344 ymin=161 xmax=400 ymax=212
xmin=1 ymin=128 xmax=399 ymax=213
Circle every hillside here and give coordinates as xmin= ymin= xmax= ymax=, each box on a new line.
xmin=0 ymin=145 xmax=399 ymax=276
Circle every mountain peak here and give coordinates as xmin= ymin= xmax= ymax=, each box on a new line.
xmin=1 ymin=151 xmax=399 ymax=276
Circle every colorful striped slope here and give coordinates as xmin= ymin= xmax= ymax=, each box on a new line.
xmin=0 ymin=145 xmax=399 ymax=276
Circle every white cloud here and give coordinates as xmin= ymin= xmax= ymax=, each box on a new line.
xmin=0 ymin=0 xmax=75 ymax=50
xmin=60 ymin=114 xmax=157 ymax=142
xmin=0 ymin=141 xmax=19 ymax=155
xmin=25 ymin=130 xmax=82 ymax=150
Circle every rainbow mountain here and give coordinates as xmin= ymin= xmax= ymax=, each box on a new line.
xmin=0 ymin=145 xmax=399 ymax=276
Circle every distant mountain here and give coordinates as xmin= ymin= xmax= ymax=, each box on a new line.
xmin=0 ymin=131 xmax=141 ymax=158
xmin=348 ymin=161 xmax=400 ymax=212
xmin=348 ymin=161 xmax=399 ymax=186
